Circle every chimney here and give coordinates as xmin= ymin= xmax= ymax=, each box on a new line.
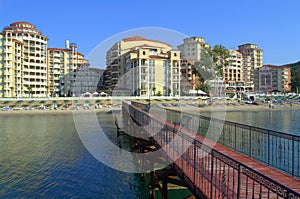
xmin=65 ymin=40 xmax=70 ymax=49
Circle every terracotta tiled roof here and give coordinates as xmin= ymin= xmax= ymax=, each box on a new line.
xmin=122 ymin=36 xmax=172 ymax=47
xmin=47 ymin=48 xmax=84 ymax=56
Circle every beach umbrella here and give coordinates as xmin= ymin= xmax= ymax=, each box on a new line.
xmin=100 ymin=92 xmax=108 ymax=97
xmin=92 ymin=92 xmax=99 ymax=97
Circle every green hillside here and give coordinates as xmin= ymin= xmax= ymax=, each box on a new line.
xmin=285 ymin=61 xmax=300 ymax=92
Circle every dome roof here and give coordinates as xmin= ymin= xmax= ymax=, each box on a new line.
xmin=70 ymin=42 xmax=77 ymax=47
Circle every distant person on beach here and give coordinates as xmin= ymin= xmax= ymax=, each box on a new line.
xmin=290 ymin=101 xmax=293 ymax=108
xmin=269 ymin=101 xmax=274 ymax=109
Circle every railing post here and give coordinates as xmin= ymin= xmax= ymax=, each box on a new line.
xmin=249 ymin=126 xmax=252 ymax=158
xmin=268 ymin=130 xmax=270 ymax=166
xmin=210 ymin=150 xmax=214 ymax=199
xmin=234 ymin=123 xmax=237 ymax=151
xmin=182 ymin=135 xmax=184 ymax=170
xmin=237 ymin=164 xmax=241 ymax=199
xmin=193 ymin=141 xmax=197 ymax=187
xmin=292 ymin=136 xmax=295 ymax=177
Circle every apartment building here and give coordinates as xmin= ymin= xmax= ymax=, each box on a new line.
xmin=223 ymin=50 xmax=254 ymax=95
xmin=47 ymin=41 xmax=89 ymax=97
xmin=104 ymin=36 xmax=181 ymax=96
xmin=254 ymin=65 xmax=291 ymax=93
xmin=238 ymin=43 xmax=263 ymax=82
xmin=105 ymin=36 xmax=173 ymax=90
xmin=177 ymin=37 xmax=211 ymax=91
xmin=177 ymin=36 xmax=211 ymax=63
xmin=74 ymin=66 xmax=104 ymax=96
xmin=0 ymin=22 xmax=48 ymax=97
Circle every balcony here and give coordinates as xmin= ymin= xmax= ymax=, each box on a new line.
xmin=4 ymin=41 xmax=12 ymax=46
xmin=111 ymin=70 xmax=119 ymax=75
xmin=4 ymin=57 xmax=12 ymax=61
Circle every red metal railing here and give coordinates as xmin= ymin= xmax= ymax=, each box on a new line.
xmin=123 ymin=102 xmax=300 ymax=198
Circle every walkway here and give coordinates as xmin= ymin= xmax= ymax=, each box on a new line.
xmin=124 ymin=102 xmax=300 ymax=198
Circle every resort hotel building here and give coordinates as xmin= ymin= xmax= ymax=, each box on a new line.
xmin=0 ymin=22 xmax=48 ymax=97
xmin=0 ymin=21 xmax=100 ymax=98
xmin=47 ymin=41 xmax=90 ymax=97
xmin=177 ymin=36 xmax=212 ymax=92
xmin=0 ymin=21 xmax=292 ymax=98
xmin=254 ymin=65 xmax=291 ymax=93
xmin=103 ymin=36 xmax=181 ymax=96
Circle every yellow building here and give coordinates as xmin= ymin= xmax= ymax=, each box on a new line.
xmin=238 ymin=43 xmax=263 ymax=83
xmin=0 ymin=22 xmax=48 ymax=97
xmin=105 ymin=36 xmax=181 ymax=96
xmin=47 ymin=41 xmax=89 ymax=97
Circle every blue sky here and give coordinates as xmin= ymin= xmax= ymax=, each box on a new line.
xmin=1 ymin=0 xmax=300 ymax=68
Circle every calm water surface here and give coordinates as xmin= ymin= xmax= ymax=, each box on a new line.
xmin=0 ymin=112 xmax=148 ymax=198
xmin=223 ymin=110 xmax=300 ymax=135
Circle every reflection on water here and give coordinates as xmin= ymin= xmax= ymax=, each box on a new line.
xmin=0 ymin=113 xmax=148 ymax=198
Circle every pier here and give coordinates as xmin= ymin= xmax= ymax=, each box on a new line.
xmin=120 ymin=101 xmax=300 ymax=199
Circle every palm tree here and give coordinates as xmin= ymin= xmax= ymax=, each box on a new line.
xmin=137 ymin=88 xmax=141 ymax=96
xmin=152 ymin=87 xmax=156 ymax=96
xmin=45 ymin=85 xmax=49 ymax=98
xmin=10 ymin=86 xmax=14 ymax=97
xmin=211 ymin=45 xmax=230 ymax=77
xmin=26 ymin=85 xmax=33 ymax=98
xmin=107 ymin=88 xmax=112 ymax=96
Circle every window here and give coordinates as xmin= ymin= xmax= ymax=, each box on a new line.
xmin=150 ymin=59 xmax=155 ymax=66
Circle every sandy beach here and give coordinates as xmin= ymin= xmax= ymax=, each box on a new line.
xmin=1 ymin=99 xmax=299 ymax=116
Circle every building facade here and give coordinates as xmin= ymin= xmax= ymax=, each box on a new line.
xmin=178 ymin=36 xmax=211 ymax=92
xmin=74 ymin=67 xmax=104 ymax=96
xmin=104 ymin=36 xmax=181 ymax=96
xmin=177 ymin=36 xmax=210 ymax=63
xmin=105 ymin=36 xmax=173 ymax=90
xmin=238 ymin=43 xmax=263 ymax=83
xmin=0 ymin=22 xmax=48 ymax=97
xmin=254 ymin=65 xmax=291 ymax=93
xmin=223 ymin=50 xmax=254 ymax=95
xmin=47 ymin=41 xmax=89 ymax=97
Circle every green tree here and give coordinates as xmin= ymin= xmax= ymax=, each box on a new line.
xmin=45 ymin=85 xmax=48 ymax=98
xmin=10 ymin=86 xmax=14 ymax=97
xmin=192 ymin=47 xmax=215 ymax=81
xmin=211 ymin=45 xmax=230 ymax=77
xmin=107 ymin=88 xmax=112 ymax=96
xmin=26 ymin=85 xmax=33 ymax=97
xmin=152 ymin=87 xmax=156 ymax=96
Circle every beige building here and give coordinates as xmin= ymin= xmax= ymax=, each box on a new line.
xmin=105 ymin=36 xmax=173 ymax=90
xmin=177 ymin=36 xmax=210 ymax=63
xmin=104 ymin=36 xmax=181 ymax=96
xmin=223 ymin=50 xmax=254 ymax=95
xmin=47 ymin=41 xmax=89 ymax=97
xmin=238 ymin=43 xmax=263 ymax=82
xmin=0 ymin=22 xmax=48 ymax=97
xmin=178 ymin=37 xmax=211 ymax=90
